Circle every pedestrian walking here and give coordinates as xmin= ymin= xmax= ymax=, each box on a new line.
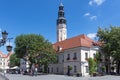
xmin=31 ymin=63 xmax=35 ymax=76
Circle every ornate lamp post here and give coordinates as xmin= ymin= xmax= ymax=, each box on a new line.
xmin=0 ymin=30 xmax=13 ymax=76
xmin=0 ymin=30 xmax=13 ymax=50
xmin=6 ymin=38 xmax=13 ymax=52
xmin=0 ymin=30 xmax=8 ymax=46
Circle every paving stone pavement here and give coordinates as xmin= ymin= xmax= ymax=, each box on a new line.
xmin=0 ymin=73 xmax=9 ymax=80
xmin=4 ymin=74 xmax=120 ymax=80
xmin=0 ymin=76 xmax=5 ymax=80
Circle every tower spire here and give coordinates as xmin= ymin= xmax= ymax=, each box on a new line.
xmin=57 ymin=0 xmax=66 ymax=25
xmin=56 ymin=0 xmax=67 ymax=42
xmin=60 ymin=0 xmax=63 ymax=6
xmin=60 ymin=0 xmax=62 ymax=3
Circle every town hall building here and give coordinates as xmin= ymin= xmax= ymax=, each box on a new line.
xmin=48 ymin=2 xmax=99 ymax=76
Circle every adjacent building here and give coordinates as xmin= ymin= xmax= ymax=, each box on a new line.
xmin=20 ymin=58 xmax=30 ymax=73
xmin=0 ymin=51 xmax=12 ymax=70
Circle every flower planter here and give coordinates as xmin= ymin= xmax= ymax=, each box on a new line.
xmin=76 ymin=73 xmax=82 ymax=77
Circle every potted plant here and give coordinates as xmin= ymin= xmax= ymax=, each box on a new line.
xmin=76 ymin=72 xmax=82 ymax=77
xmin=100 ymin=66 xmax=106 ymax=76
xmin=101 ymin=66 xmax=105 ymax=72
xmin=68 ymin=66 xmax=72 ymax=71
xmin=67 ymin=66 xmax=72 ymax=76
xmin=93 ymin=72 xmax=98 ymax=77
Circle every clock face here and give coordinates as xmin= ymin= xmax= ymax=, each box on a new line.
xmin=61 ymin=26 xmax=64 ymax=28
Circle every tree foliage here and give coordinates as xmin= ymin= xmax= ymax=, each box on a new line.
xmin=95 ymin=52 xmax=101 ymax=63
xmin=10 ymin=53 xmax=20 ymax=67
xmin=97 ymin=26 xmax=120 ymax=73
xmin=14 ymin=34 xmax=57 ymax=67
xmin=97 ymin=26 xmax=120 ymax=61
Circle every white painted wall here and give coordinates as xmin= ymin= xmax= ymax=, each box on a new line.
xmin=49 ymin=46 xmax=99 ymax=76
xmin=48 ymin=63 xmax=64 ymax=74
xmin=0 ymin=57 xmax=9 ymax=69
xmin=57 ymin=24 xmax=67 ymax=42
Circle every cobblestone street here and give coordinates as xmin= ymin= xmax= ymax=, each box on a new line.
xmin=2 ymin=74 xmax=120 ymax=80
xmin=0 ymin=73 xmax=9 ymax=80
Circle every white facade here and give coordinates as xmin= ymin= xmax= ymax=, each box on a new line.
xmin=57 ymin=24 xmax=67 ymax=42
xmin=0 ymin=57 xmax=9 ymax=69
xmin=0 ymin=52 xmax=12 ymax=69
xmin=49 ymin=46 xmax=99 ymax=76
xmin=20 ymin=58 xmax=30 ymax=72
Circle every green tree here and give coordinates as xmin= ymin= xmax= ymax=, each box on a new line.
xmin=95 ymin=52 xmax=101 ymax=64
xmin=97 ymin=26 xmax=120 ymax=74
xmin=10 ymin=53 xmax=20 ymax=67
xmin=14 ymin=34 xmax=57 ymax=72
xmin=88 ymin=58 xmax=97 ymax=75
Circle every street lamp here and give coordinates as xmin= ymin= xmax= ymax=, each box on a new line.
xmin=0 ymin=30 xmax=13 ymax=76
xmin=0 ymin=30 xmax=13 ymax=50
xmin=0 ymin=30 xmax=8 ymax=46
xmin=6 ymin=38 xmax=13 ymax=52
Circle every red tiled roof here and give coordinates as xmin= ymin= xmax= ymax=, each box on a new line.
xmin=0 ymin=51 xmax=13 ymax=58
xmin=53 ymin=34 xmax=99 ymax=52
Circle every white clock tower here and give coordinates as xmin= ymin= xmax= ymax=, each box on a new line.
xmin=57 ymin=1 xmax=67 ymax=42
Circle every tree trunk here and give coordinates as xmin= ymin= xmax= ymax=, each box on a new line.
xmin=117 ymin=61 xmax=120 ymax=74
xmin=108 ymin=56 xmax=111 ymax=74
xmin=105 ymin=56 xmax=111 ymax=74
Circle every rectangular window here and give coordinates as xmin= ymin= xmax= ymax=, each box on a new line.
xmin=62 ymin=55 xmax=64 ymax=62
xmin=74 ymin=66 xmax=77 ymax=73
xmin=85 ymin=53 xmax=88 ymax=60
xmin=51 ymin=67 xmax=53 ymax=72
xmin=4 ymin=62 xmax=5 ymax=65
xmin=57 ymin=67 xmax=59 ymax=72
xmin=85 ymin=66 xmax=89 ymax=73
xmin=93 ymin=53 xmax=96 ymax=58
xmin=73 ymin=53 xmax=77 ymax=60
xmin=67 ymin=54 xmax=70 ymax=60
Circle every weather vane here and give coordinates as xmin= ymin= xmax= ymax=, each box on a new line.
xmin=60 ymin=0 xmax=62 ymax=3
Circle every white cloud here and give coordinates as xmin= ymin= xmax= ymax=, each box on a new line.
xmin=84 ymin=13 xmax=97 ymax=20
xmin=90 ymin=16 xmax=97 ymax=20
xmin=87 ymin=33 xmax=97 ymax=39
xmin=84 ymin=13 xmax=90 ymax=16
xmin=89 ymin=0 xmax=105 ymax=6
xmin=89 ymin=1 xmax=93 ymax=5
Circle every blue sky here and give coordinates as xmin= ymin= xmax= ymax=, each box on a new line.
xmin=0 ymin=0 xmax=120 ymax=54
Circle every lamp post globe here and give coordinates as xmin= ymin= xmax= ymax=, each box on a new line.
xmin=2 ymin=30 xmax=8 ymax=41
xmin=6 ymin=45 xmax=13 ymax=52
